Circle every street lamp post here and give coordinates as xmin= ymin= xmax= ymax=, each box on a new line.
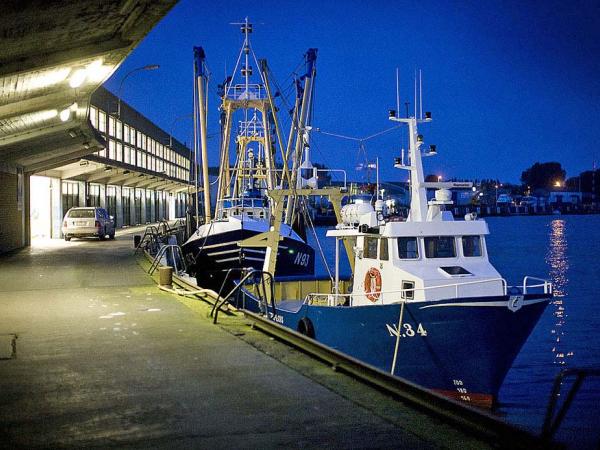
xmin=117 ymin=64 xmax=160 ymax=118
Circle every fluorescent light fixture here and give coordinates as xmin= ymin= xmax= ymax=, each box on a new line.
xmin=86 ymin=59 xmax=112 ymax=83
xmin=69 ymin=68 xmax=87 ymax=88
xmin=59 ymin=107 xmax=71 ymax=122
xmin=19 ymin=67 xmax=71 ymax=92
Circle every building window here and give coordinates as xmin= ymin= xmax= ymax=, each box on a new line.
xmin=98 ymin=110 xmax=106 ymax=133
xmin=124 ymin=124 xmax=130 ymax=143
xmin=108 ymin=116 xmax=115 ymax=137
xmin=116 ymin=142 xmax=123 ymax=162
xmin=397 ymin=237 xmax=419 ymax=259
xmin=88 ymin=184 xmax=101 ymax=206
xmin=129 ymin=127 xmax=135 ymax=145
xmin=89 ymin=106 xmax=98 ymax=128
xmin=62 ymin=182 xmax=79 ymax=211
xmin=108 ymin=139 xmax=115 ymax=160
xmin=116 ymin=120 xmax=122 ymax=140
xmin=124 ymin=146 xmax=131 ymax=164
xmin=424 ymin=237 xmax=456 ymax=258
xmin=462 ymin=236 xmax=482 ymax=257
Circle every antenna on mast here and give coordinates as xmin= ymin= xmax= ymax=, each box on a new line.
xmin=396 ymin=68 xmax=400 ymax=116
xmin=419 ymin=69 xmax=423 ymax=120
xmin=413 ymin=71 xmax=417 ymax=119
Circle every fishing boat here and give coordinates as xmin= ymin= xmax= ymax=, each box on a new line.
xmin=182 ymin=19 xmax=320 ymax=289
xmin=232 ymin=98 xmax=552 ymax=408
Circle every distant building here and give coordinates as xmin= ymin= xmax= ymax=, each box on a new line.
xmin=30 ymin=87 xmax=192 ymax=239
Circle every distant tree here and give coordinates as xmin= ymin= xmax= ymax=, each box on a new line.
xmin=520 ymin=162 xmax=566 ymax=190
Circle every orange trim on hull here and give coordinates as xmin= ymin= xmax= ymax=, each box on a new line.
xmin=432 ymin=389 xmax=494 ymax=409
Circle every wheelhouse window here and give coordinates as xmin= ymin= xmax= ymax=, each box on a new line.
xmin=424 ymin=236 xmax=456 ymax=258
xmin=379 ymin=238 xmax=389 ymax=260
xmin=364 ymin=236 xmax=378 ymax=259
xmin=462 ymin=235 xmax=482 ymax=257
xmin=397 ymin=237 xmax=419 ymax=259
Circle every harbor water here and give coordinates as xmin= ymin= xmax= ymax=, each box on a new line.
xmin=308 ymin=215 xmax=600 ymax=447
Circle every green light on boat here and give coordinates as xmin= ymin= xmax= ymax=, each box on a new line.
xmin=288 ymin=249 xmax=295 ymax=254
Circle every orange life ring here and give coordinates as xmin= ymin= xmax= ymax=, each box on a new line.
xmin=364 ymin=267 xmax=382 ymax=302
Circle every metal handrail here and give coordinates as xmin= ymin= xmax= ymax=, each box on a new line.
xmin=541 ymin=367 xmax=600 ymax=442
xmin=134 ymin=225 xmax=161 ymax=255
xmin=227 ymin=83 xmax=265 ymax=100
xmin=212 ymin=269 xmax=275 ymax=324
xmin=523 ymin=276 xmax=553 ymax=294
xmin=305 ymin=277 xmax=509 ymax=306
xmin=148 ymin=244 xmax=187 ymax=276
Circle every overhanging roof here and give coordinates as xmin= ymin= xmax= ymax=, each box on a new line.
xmin=0 ymin=0 xmax=177 ymax=173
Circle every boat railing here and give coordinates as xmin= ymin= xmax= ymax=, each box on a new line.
xmin=521 ymin=276 xmax=553 ymax=295
xmin=237 ymin=120 xmax=264 ymax=136
xmin=226 ymin=84 xmax=265 ymax=100
xmin=216 ymin=197 xmax=270 ymax=220
xmin=305 ymin=277 xmax=508 ymax=307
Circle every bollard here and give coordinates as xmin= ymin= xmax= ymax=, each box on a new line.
xmin=133 ymin=235 xmax=141 ymax=248
xmin=159 ymin=266 xmax=173 ymax=287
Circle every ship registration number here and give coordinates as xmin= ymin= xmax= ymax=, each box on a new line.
xmin=385 ymin=322 xmax=428 ymax=338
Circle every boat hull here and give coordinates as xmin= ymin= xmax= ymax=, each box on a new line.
xmin=182 ymin=226 xmax=315 ymax=290
xmin=237 ymin=292 xmax=549 ymax=408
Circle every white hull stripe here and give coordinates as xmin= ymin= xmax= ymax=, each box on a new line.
xmin=215 ymin=256 xmax=264 ymax=263
xmin=419 ymin=297 xmax=549 ymax=310
xmin=206 ymin=249 xmax=239 ymax=256
xmin=196 ymin=240 xmax=239 ymax=250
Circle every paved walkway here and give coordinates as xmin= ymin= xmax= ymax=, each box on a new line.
xmin=0 ymin=232 xmax=487 ymax=449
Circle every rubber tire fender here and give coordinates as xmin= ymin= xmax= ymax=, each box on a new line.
xmin=297 ymin=317 xmax=315 ymax=339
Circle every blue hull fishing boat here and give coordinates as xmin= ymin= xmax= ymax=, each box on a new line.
xmin=229 ymin=80 xmax=552 ymax=407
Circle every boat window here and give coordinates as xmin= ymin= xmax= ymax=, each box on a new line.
xmin=440 ymin=266 xmax=472 ymax=276
xmin=364 ymin=237 xmax=378 ymax=259
xmin=424 ymin=236 xmax=456 ymax=258
xmin=379 ymin=238 xmax=389 ymax=260
xmin=462 ymin=235 xmax=482 ymax=257
xmin=401 ymin=280 xmax=415 ymax=300
xmin=397 ymin=237 xmax=419 ymax=259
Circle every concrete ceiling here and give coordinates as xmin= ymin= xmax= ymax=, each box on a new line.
xmin=0 ymin=0 xmax=178 ymax=173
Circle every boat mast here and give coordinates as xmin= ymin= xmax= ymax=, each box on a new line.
xmin=285 ymin=48 xmax=318 ymax=224
xmin=194 ymin=46 xmax=212 ymax=222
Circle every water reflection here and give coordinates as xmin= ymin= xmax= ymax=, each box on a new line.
xmin=546 ymin=219 xmax=572 ymax=366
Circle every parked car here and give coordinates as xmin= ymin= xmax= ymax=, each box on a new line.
xmin=62 ymin=207 xmax=115 ymax=241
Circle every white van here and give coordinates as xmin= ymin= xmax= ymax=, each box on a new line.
xmin=62 ymin=207 xmax=115 ymax=241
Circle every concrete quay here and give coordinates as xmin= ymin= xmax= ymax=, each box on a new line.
xmin=0 ymin=227 xmax=493 ymax=449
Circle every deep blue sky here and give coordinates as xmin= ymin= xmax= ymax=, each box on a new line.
xmin=104 ymin=0 xmax=600 ymax=183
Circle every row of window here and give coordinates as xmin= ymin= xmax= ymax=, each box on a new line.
xmin=363 ymin=235 xmax=483 ymax=261
xmin=89 ymin=106 xmax=191 ymax=181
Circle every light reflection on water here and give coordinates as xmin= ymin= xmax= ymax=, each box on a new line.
xmin=546 ymin=219 xmax=573 ymax=366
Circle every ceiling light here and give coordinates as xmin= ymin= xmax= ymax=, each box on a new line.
xmin=19 ymin=67 xmax=71 ymax=92
xmin=59 ymin=107 xmax=71 ymax=122
xmin=86 ymin=59 xmax=112 ymax=83
xmin=69 ymin=68 xmax=87 ymax=88
xmin=26 ymin=109 xmax=58 ymax=123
